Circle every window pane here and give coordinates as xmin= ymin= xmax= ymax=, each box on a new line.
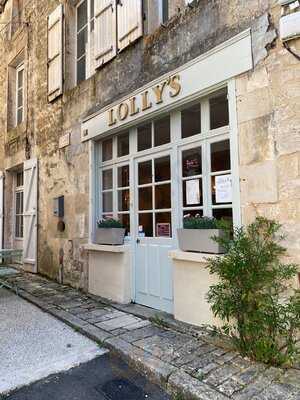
xmin=210 ymin=92 xmax=229 ymax=130
xmin=183 ymin=179 xmax=203 ymax=207
xmin=155 ymin=156 xmax=170 ymax=182
xmin=117 ymin=131 xmax=129 ymax=157
xmin=139 ymin=187 xmax=152 ymax=210
xmin=16 ymin=171 xmax=23 ymax=187
xmin=211 ymin=140 xmax=231 ymax=172
xmin=138 ymin=160 xmax=152 ymax=185
xmin=118 ymin=213 xmax=130 ymax=236
xmin=181 ymin=103 xmax=201 ymax=138
xmin=77 ymin=0 xmax=87 ymax=32
xmin=118 ymin=189 xmax=129 ymax=211
xmin=213 ymin=208 xmax=233 ymax=223
xmin=118 ymin=165 xmax=129 ymax=187
xmin=17 ymin=69 xmax=23 ymax=89
xmin=155 ymin=184 xmax=171 ymax=209
xmin=154 ymin=116 xmax=170 ymax=147
xmin=102 ymin=192 xmax=113 ymax=213
xmin=102 ymin=169 xmax=112 ymax=190
xmin=77 ymin=28 xmax=87 ymax=59
xmin=182 ymin=147 xmax=202 ymax=177
xmin=90 ymin=0 xmax=94 ymax=19
xmin=77 ymin=56 xmax=86 ymax=84
xmin=137 ymin=123 xmax=152 ymax=151
xmin=162 ymin=0 xmax=168 ymax=23
xmin=17 ymin=108 xmax=23 ymax=125
xmin=102 ymin=138 xmax=113 ymax=161
xmin=139 ymin=213 xmax=153 ymax=237
xmin=16 ymin=192 xmax=22 ymax=214
xmin=17 ymin=89 xmax=23 ymax=109
xmin=155 ymin=212 xmax=172 ymax=238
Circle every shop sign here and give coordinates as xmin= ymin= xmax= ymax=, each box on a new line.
xmin=107 ymin=75 xmax=181 ymax=127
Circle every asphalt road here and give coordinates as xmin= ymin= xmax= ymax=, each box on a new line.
xmin=3 ymin=353 xmax=171 ymax=400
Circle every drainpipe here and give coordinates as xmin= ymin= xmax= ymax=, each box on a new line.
xmin=58 ymin=247 xmax=64 ymax=284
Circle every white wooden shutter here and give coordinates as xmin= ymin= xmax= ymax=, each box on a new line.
xmin=0 ymin=172 xmax=4 ymax=249
xmin=117 ymin=0 xmax=143 ymax=52
xmin=23 ymin=159 xmax=38 ymax=273
xmin=94 ymin=0 xmax=117 ymax=68
xmin=47 ymin=4 xmax=63 ymax=102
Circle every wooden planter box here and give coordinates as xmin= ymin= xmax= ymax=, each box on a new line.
xmin=95 ymin=228 xmax=126 ymax=245
xmin=177 ymin=228 xmax=225 ymax=254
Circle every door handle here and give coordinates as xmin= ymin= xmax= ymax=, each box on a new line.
xmin=136 ymin=238 xmax=140 ymax=244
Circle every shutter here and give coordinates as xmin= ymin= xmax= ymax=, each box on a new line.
xmin=94 ymin=0 xmax=117 ymax=68
xmin=0 ymin=172 xmax=3 ymax=249
xmin=117 ymin=0 xmax=143 ymax=52
xmin=23 ymin=159 xmax=38 ymax=273
xmin=47 ymin=4 xmax=63 ymax=102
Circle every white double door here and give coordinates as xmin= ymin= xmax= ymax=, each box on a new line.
xmin=133 ymin=150 xmax=177 ymax=314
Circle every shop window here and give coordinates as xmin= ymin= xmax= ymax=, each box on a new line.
xmin=15 ymin=171 xmax=24 ymax=239
xmin=118 ymin=165 xmax=129 ymax=187
xmin=182 ymin=147 xmax=202 ymax=177
xmin=181 ymin=103 xmax=201 ymax=138
xmin=117 ymin=131 xmax=129 ymax=157
xmin=102 ymin=138 xmax=113 ymax=161
xmin=155 ymin=184 xmax=171 ymax=209
xmin=155 ymin=156 xmax=170 ymax=182
xmin=102 ymin=168 xmax=113 ymax=215
xmin=139 ymin=213 xmax=153 ymax=237
xmin=210 ymin=91 xmax=229 ymax=130
xmin=137 ymin=123 xmax=152 ymax=152
xmin=138 ymin=160 xmax=152 ymax=185
xmin=155 ymin=212 xmax=172 ymax=238
xmin=154 ymin=116 xmax=170 ymax=147
xmin=213 ymin=208 xmax=233 ymax=223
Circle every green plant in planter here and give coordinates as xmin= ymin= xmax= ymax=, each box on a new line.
xmin=97 ymin=218 xmax=124 ymax=228
xmin=183 ymin=215 xmax=219 ymax=229
xmin=206 ymin=217 xmax=300 ymax=366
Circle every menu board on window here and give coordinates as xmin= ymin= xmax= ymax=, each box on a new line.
xmin=186 ymin=179 xmax=200 ymax=205
xmin=215 ymin=174 xmax=232 ymax=203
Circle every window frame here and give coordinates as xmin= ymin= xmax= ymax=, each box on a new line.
xmin=96 ymin=83 xmax=241 ymax=240
xmin=76 ymin=0 xmax=94 ymax=85
xmin=14 ymin=171 xmax=24 ymax=240
xmin=15 ymin=63 xmax=24 ymax=126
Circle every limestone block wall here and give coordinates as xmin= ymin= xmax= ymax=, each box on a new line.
xmin=236 ymin=5 xmax=300 ymax=268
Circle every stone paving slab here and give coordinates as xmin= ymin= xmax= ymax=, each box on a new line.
xmin=2 ymin=271 xmax=300 ymax=400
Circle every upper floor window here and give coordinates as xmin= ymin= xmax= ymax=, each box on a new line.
xmin=76 ymin=0 xmax=95 ymax=84
xmin=16 ymin=63 xmax=24 ymax=126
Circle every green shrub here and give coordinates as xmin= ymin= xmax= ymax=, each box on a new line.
xmin=97 ymin=218 xmax=124 ymax=228
xmin=206 ymin=217 xmax=300 ymax=366
xmin=183 ymin=215 xmax=219 ymax=229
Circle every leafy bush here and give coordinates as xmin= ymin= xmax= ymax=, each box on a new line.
xmin=183 ymin=215 xmax=219 ymax=229
xmin=97 ymin=218 xmax=124 ymax=228
xmin=206 ymin=217 xmax=300 ymax=366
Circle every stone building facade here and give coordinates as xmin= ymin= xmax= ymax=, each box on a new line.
xmin=0 ymin=0 xmax=299 ymax=325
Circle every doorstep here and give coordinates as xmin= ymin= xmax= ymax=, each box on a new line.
xmin=1 ymin=271 xmax=299 ymax=400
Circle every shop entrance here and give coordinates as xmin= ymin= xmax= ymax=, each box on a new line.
xmin=134 ymin=152 xmax=174 ymax=313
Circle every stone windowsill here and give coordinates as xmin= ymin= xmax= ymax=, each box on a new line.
xmin=168 ymin=250 xmax=221 ymax=264
xmin=83 ymin=243 xmax=128 ymax=253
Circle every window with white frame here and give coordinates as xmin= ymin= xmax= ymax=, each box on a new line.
xmin=15 ymin=171 xmax=24 ymax=239
xmin=97 ymin=87 xmax=235 ymax=238
xmin=100 ymin=131 xmax=131 ymax=235
xmin=16 ymin=63 xmax=24 ymax=126
xmin=76 ymin=0 xmax=94 ymax=84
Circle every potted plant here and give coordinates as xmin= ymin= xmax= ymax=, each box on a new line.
xmin=95 ymin=218 xmax=126 ymax=245
xmin=177 ymin=215 xmax=225 ymax=254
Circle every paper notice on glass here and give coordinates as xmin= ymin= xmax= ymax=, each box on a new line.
xmin=215 ymin=175 xmax=232 ymax=203
xmin=186 ymin=179 xmax=200 ymax=205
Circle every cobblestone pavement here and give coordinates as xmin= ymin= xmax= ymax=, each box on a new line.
xmin=2 ymin=271 xmax=300 ymax=400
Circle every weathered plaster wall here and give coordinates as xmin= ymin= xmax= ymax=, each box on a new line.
xmin=0 ymin=0 xmax=299 ymax=289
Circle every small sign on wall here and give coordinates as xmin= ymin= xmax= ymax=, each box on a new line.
xmin=59 ymin=132 xmax=70 ymax=149
xmin=215 ymin=174 xmax=232 ymax=203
